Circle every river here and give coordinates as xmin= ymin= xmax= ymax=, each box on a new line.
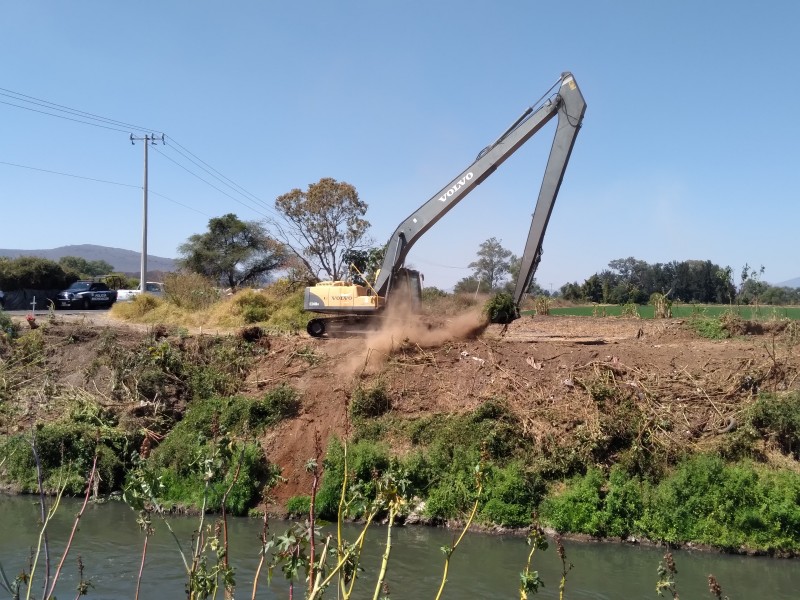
xmin=1 ymin=495 xmax=797 ymax=599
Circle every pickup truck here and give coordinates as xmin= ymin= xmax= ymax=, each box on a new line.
xmin=116 ymin=282 xmax=165 ymax=302
xmin=55 ymin=281 xmax=117 ymax=309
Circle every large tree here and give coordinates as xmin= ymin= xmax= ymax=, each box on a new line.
xmin=271 ymin=177 xmax=371 ymax=281
xmin=342 ymin=246 xmax=386 ymax=286
xmin=0 ymin=256 xmax=74 ymax=290
xmin=465 ymin=237 xmax=513 ymax=291
xmin=177 ymin=213 xmax=287 ymax=289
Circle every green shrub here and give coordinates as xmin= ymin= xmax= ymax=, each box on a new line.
xmin=602 ymin=466 xmax=645 ymax=537
xmin=421 ymin=287 xmax=448 ymax=302
xmin=0 ymin=256 xmax=73 ymax=290
xmin=156 ymin=440 xmax=277 ymax=515
xmin=285 ymin=495 xmax=311 ymax=517
xmin=253 ymin=384 xmax=302 ymax=425
xmin=350 ymin=381 xmax=391 ymax=419
xmin=264 ymin=291 xmax=309 ymax=333
xmin=233 ymin=290 xmax=276 ymax=324
xmin=479 ymin=462 xmax=545 ymax=527
xmin=424 ymin=458 xmax=480 ymax=520
xmin=484 ymin=292 xmax=518 ymax=324
xmin=689 ymin=316 xmax=729 ymax=339
xmin=748 ymin=392 xmax=800 ymax=458
xmin=540 ymin=468 xmax=606 ymax=536
xmin=638 ymin=455 xmax=794 ymax=551
xmin=316 ymin=437 xmax=391 ymax=519
xmin=1 ymin=422 xmax=137 ymax=495
xmin=151 ymin=389 xmax=299 ymax=476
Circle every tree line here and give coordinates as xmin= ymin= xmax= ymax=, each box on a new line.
xmin=445 ymin=238 xmax=799 ymax=307
xmin=559 ymin=257 xmax=800 ymax=306
xmin=2 ymin=176 xmax=798 ymax=308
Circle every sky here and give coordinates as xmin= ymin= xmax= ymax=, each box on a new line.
xmin=2 ymin=1 xmax=799 ymax=291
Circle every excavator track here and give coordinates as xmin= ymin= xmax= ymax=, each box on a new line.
xmin=306 ymin=315 xmax=385 ymax=338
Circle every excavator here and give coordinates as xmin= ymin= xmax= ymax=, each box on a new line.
xmin=304 ymin=72 xmax=587 ymax=338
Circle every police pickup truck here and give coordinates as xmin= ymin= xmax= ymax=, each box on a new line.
xmin=55 ymin=281 xmax=117 ymax=309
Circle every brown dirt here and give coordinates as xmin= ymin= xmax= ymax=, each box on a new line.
xmin=5 ymin=312 xmax=799 ymax=509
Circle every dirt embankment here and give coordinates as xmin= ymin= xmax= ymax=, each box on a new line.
xmin=4 ymin=311 xmax=798 ymax=509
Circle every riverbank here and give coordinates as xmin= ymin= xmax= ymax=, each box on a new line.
xmin=4 ymin=493 xmax=798 ymax=600
xmin=1 ymin=310 xmax=799 ymax=556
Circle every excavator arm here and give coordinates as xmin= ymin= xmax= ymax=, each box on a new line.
xmin=374 ymin=72 xmax=586 ymax=307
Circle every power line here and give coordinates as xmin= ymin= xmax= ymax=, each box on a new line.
xmin=165 ymin=137 xmax=268 ymax=206
xmin=150 ymin=145 xmax=271 ymax=219
xmin=0 ymin=159 xmax=211 ymax=217
xmin=0 ymin=159 xmax=140 ymax=188
xmin=161 ymin=138 xmax=279 ymax=218
xmin=1 ymin=85 xmax=276 ymax=220
xmin=0 ymin=99 xmax=132 ymax=133
xmin=0 ymin=87 xmax=162 ymax=134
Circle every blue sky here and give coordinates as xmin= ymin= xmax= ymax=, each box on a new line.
xmin=2 ymin=1 xmax=798 ymax=291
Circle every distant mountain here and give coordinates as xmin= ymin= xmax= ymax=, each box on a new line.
xmin=0 ymin=244 xmax=177 ymax=274
xmin=777 ymin=276 xmax=800 ymax=288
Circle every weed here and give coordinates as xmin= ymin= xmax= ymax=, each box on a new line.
xmin=113 ymin=294 xmax=162 ymax=319
xmin=287 ymin=345 xmax=322 ymax=366
xmin=350 ymin=380 xmax=391 ymax=419
xmin=285 ymin=494 xmax=312 ymax=517
xmin=689 ymin=315 xmax=729 ymax=339
xmin=163 ymin=272 xmax=221 ymax=310
xmin=533 ymin=296 xmax=550 ymax=316
xmin=747 ymin=392 xmax=800 ymax=458
xmin=484 ymin=292 xmax=518 ymax=324
xmin=650 ymin=293 xmax=672 ymax=318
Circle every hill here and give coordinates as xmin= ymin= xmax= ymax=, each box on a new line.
xmin=777 ymin=276 xmax=800 ymax=288
xmin=0 ymin=244 xmax=176 ymax=273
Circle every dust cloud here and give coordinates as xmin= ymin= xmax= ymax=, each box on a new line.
xmin=337 ymin=304 xmax=489 ymax=377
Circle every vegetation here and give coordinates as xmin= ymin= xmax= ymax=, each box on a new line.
xmin=342 ymin=246 xmax=386 ymax=286
xmin=484 ymin=292 xmax=519 ymax=324
xmin=271 ymin=177 xmax=372 ymax=281
xmin=559 ymin=257 xmax=800 ymax=307
xmin=0 ymin=256 xmax=76 ymax=291
xmin=177 ymin=213 xmax=288 ymax=289
xmin=111 ymin=277 xmax=311 ymax=332
xmin=57 ymin=256 xmax=114 ymax=279
xmin=546 ymin=303 xmax=800 ymax=320
xmin=466 ymin=237 xmax=513 ymax=291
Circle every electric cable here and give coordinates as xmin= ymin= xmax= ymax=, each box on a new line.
xmin=0 ymin=160 xmax=211 ymax=217
xmin=150 ymin=145 xmax=271 ymax=219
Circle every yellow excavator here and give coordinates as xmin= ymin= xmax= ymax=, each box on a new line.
xmin=304 ymin=72 xmax=586 ymax=337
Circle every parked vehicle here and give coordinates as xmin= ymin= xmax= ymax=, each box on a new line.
xmin=55 ymin=281 xmax=117 ymax=309
xmin=116 ymin=282 xmax=165 ymax=302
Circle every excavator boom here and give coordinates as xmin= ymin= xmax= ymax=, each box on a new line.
xmin=304 ymin=72 xmax=586 ymax=336
xmin=374 ymin=72 xmax=586 ymax=305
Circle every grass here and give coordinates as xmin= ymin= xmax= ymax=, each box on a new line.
xmin=537 ymin=304 xmax=800 ymax=320
xmin=111 ymin=279 xmax=311 ymax=332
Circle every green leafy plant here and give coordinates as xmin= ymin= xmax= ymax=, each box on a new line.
xmin=484 ymin=292 xmax=518 ymax=324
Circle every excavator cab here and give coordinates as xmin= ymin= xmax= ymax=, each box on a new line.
xmin=387 ymin=268 xmax=423 ymax=313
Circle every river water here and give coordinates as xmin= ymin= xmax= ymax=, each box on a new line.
xmin=1 ymin=494 xmax=797 ymax=599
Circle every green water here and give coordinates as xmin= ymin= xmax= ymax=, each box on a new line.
xmin=1 ymin=494 xmax=797 ymax=599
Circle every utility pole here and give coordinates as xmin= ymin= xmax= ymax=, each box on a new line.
xmin=130 ymin=134 xmax=164 ymax=292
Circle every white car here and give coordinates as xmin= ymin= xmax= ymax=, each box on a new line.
xmin=116 ymin=282 xmax=165 ymax=302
